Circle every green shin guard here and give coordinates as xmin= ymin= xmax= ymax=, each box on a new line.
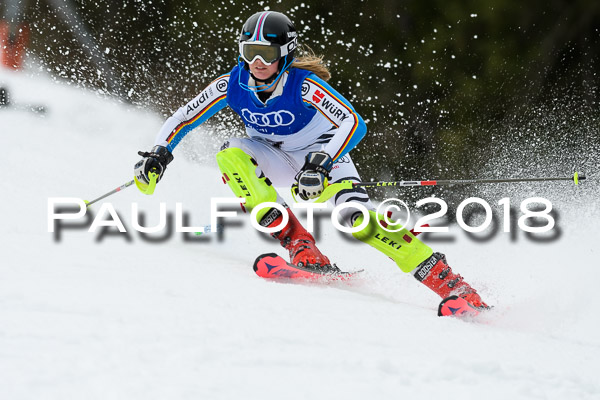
xmin=352 ymin=210 xmax=433 ymax=273
xmin=216 ymin=147 xmax=278 ymax=222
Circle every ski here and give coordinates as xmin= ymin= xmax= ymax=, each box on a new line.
xmin=253 ymin=253 xmax=363 ymax=281
xmin=254 ymin=255 xmax=489 ymax=318
xmin=438 ymin=295 xmax=487 ymax=318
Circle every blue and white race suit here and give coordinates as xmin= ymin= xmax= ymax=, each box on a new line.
xmin=154 ymin=63 xmax=374 ymax=222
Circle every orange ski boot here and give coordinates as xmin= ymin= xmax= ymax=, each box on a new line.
xmin=413 ymin=253 xmax=488 ymax=309
xmin=260 ymin=205 xmax=331 ymax=269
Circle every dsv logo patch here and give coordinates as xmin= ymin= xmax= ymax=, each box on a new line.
xmin=241 ymin=109 xmax=295 ymax=127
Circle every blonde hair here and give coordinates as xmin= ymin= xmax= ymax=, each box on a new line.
xmin=291 ymin=45 xmax=331 ymax=81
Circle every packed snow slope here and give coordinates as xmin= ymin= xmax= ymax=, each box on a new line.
xmin=1 ymin=66 xmax=599 ymax=400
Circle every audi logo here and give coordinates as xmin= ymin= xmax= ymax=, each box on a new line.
xmin=241 ymin=109 xmax=295 ymax=127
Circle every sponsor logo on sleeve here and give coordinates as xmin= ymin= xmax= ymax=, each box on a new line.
xmin=187 ymin=93 xmax=207 ymax=114
xmin=301 ymin=82 xmax=310 ymax=96
xmin=312 ymin=89 xmax=325 ymax=104
xmin=215 ymin=78 xmax=228 ymax=93
xmin=308 ymin=87 xmax=350 ymax=123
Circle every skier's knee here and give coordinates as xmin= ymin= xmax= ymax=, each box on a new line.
xmin=220 ymin=138 xmax=244 ymax=152
xmin=351 ymin=209 xmax=433 ymax=273
xmin=216 ymin=147 xmax=277 ymax=220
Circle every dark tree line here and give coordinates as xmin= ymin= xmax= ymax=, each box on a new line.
xmin=5 ymin=0 xmax=599 ymax=198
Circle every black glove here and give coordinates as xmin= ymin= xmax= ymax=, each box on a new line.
xmin=295 ymin=151 xmax=334 ymax=200
xmin=134 ymin=145 xmax=174 ymax=184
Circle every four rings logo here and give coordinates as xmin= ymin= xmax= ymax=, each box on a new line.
xmin=241 ymin=109 xmax=295 ymax=127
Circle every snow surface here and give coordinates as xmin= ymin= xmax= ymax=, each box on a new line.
xmin=1 ymin=66 xmax=599 ymax=400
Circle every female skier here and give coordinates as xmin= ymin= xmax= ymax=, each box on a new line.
xmin=134 ymin=11 xmax=488 ymax=312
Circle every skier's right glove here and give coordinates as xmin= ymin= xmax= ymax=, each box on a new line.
xmin=134 ymin=145 xmax=174 ymax=191
xmin=295 ymin=151 xmax=334 ymax=200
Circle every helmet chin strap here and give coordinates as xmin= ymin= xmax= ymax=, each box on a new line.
xmin=249 ymin=71 xmax=279 ymax=85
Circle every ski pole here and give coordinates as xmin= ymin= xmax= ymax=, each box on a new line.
xmin=351 ymin=172 xmax=585 ymax=188
xmin=84 ymin=180 xmax=134 ymax=208
xmin=84 ymin=170 xmax=159 ymax=208
xmin=297 ymin=172 xmax=586 ymax=203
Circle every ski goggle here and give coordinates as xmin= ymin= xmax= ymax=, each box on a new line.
xmin=239 ymin=38 xmax=297 ymax=65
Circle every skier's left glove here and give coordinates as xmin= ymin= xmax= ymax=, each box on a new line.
xmin=295 ymin=151 xmax=334 ymax=200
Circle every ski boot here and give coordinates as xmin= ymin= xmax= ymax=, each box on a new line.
xmin=352 ymin=210 xmax=487 ymax=309
xmin=413 ymin=252 xmax=488 ymax=309
xmin=260 ymin=205 xmax=332 ymax=269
